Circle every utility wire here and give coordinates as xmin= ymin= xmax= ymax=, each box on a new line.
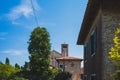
xmin=30 ymin=0 xmax=39 ymax=27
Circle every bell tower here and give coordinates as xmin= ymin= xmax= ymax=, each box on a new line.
xmin=61 ymin=44 xmax=68 ymax=57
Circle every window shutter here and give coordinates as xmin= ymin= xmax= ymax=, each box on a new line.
xmin=84 ymin=43 xmax=88 ymax=61
xmin=94 ymin=28 xmax=97 ymax=53
xmin=86 ymin=43 xmax=88 ymax=60
xmin=84 ymin=46 xmax=86 ymax=61
xmin=90 ymin=34 xmax=94 ymax=55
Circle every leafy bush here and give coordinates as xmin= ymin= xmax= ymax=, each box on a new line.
xmin=109 ymin=26 xmax=120 ymax=80
xmin=54 ymin=72 xmax=72 ymax=80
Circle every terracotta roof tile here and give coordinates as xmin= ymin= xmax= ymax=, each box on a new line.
xmin=56 ymin=56 xmax=83 ymax=61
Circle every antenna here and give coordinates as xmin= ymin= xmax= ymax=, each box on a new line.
xmin=30 ymin=0 xmax=39 ymax=27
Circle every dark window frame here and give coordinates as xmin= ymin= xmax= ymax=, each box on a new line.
xmin=59 ymin=64 xmax=64 ymax=68
xmin=90 ymin=28 xmax=97 ymax=56
xmin=84 ymin=43 xmax=88 ymax=62
xmin=91 ymin=73 xmax=96 ymax=80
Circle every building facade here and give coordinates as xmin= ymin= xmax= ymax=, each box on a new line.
xmin=77 ymin=0 xmax=120 ymax=80
xmin=50 ymin=50 xmax=62 ymax=68
xmin=57 ymin=57 xmax=83 ymax=80
xmin=56 ymin=44 xmax=83 ymax=80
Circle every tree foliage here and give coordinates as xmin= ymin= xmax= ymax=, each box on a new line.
xmin=0 ymin=61 xmax=3 ymax=64
xmin=28 ymin=27 xmax=51 ymax=80
xmin=0 ymin=64 xmax=20 ymax=80
xmin=0 ymin=58 xmax=22 ymax=79
xmin=54 ymin=72 xmax=72 ymax=80
xmin=6 ymin=57 xmax=10 ymax=65
xmin=9 ymin=76 xmax=28 ymax=80
xmin=0 ymin=59 xmax=28 ymax=80
xmin=21 ymin=62 xmax=30 ymax=71
xmin=109 ymin=27 xmax=120 ymax=80
xmin=0 ymin=27 xmax=60 ymax=80
xmin=15 ymin=63 xmax=20 ymax=69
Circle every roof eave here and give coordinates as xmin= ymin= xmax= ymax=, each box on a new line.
xmin=77 ymin=0 xmax=101 ymax=45
xmin=77 ymin=0 xmax=120 ymax=45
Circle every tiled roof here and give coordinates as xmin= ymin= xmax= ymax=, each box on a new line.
xmin=56 ymin=56 xmax=83 ymax=61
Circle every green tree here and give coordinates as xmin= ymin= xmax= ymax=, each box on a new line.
xmin=109 ymin=27 xmax=120 ymax=80
xmin=5 ymin=57 xmax=10 ymax=65
xmin=10 ymin=76 xmax=28 ymax=80
xmin=28 ymin=27 xmax=51 ymax=80
xmin=22 ymin=62 xmax=30 ymax=71
xmin=50 ymin=68 xmax=61 ymax=80
xmin=54 ymin=72 xmax=72 ymax=80
xmin=0 ymin=61 xmax=3 ymax=64
xmin=0 ymin=64 xmax=20 ymax=80
xmin=15 ymin=63 xmax=20 ymax=69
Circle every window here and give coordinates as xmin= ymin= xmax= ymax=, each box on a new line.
xmin=91 ymin=76 xmax=95 ymax=80
xmin=90 ymin=28 xmax=97 ymax=55
xmin=59 ymin=64 xmax=64 ymax=68
xmin=91 ymin=73 xmax=96 ymax=80
xmin=90 ymin=34 xmax=94 ymax=54
xmin=84 ymin=75 xmax=87 ymax=80
xmin=84 ymin=43 xmax=88 ymax=61
xmin=84 ymin=46 xmax=86 ymax=61
xmin=94 ymin=28 xmax=97 ymax=52
xmin=71 ymin=62 xmax=74 ymax=67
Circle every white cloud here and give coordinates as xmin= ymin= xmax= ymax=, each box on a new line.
xmin=0 ymin=50 xmax=28 ymax=55
xmin=7 ymin=0 xmax=41 ymax=24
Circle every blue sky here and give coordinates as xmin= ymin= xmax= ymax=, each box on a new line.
xmin=0 ymin=0 xmax=88 ymax=66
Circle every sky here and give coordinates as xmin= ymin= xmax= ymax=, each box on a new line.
xmin=0 ymin=0 xmax=88 ymax=66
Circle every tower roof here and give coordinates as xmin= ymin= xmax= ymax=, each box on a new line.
xmin=56 ymin=56 xmax=83 ymax=61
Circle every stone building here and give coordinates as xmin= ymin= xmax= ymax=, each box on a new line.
xmin=50 ymin=50 xmax=62 ymax=68
xmin=57 ymin=57 xmax=83 ymax=80
xmin=77 ymin=0 xmax=120 ymax=80
xmin=56 ymin=44 xmax=83 ymax=80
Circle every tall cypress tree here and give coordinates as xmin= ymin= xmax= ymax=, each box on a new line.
xmin=15 ymin=63 xmax=20 ymax=69
xmin=5 ymin=57 xmax=10 ymax=65
xmin=28 ymin=27 xmax=51 ymax=80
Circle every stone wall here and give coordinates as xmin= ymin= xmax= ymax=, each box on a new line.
xmin=50 ymin=50 xmax=62 ymax=68
xmin=101 ymin=10 xmax=120 ymax=80
xmin=58 ymin=60 xmax=82 ymax=80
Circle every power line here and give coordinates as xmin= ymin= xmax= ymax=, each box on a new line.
xmin=30 ymin=0 xmax=39 ymax=27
